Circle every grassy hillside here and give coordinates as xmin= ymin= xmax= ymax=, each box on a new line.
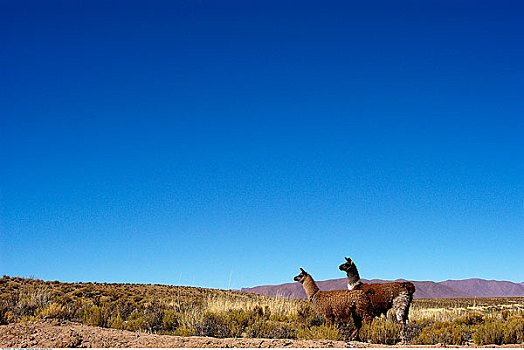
xmin=1 ymin=276 xmax=523 ymax=345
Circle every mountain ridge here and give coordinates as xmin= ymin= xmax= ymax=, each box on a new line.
xmin=241 ymin=278 xmax=524 ymax=299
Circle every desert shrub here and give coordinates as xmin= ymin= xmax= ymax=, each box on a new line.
xmin=245 ymin=320 xmax=297 ymax=339
xmin=2 ymin=310 xmax=16 ymax=324
xmin=143 ymin=303 xmax=164 ymax=332
xmin=108 ymin=313 xmax=125 ymax=330
xmin=251 ymin=305 xmax=264 ymax=319
xmin=473 ymin=315 xmax=524 ymax=345
xmin=16 ymin=286 xmax=50 ymax=316
xmin=125 ymin=310 xmax=148 ymax=332
xmin=402 ymin=319 xmax=433 ymax=344
xmin=192 ymin=305 xmax=296 ymax=339
xmin=414 ymin=321 xmax=468 ymax=345
xmin=454 ymin=311 xmax=484 ymax=326
xmin=66 ymin=300 xmax=85 ymax=321
xmin=81 ymin=303 xmax=113 ymax=327
xmin=295 ymin=303 xmax=324 ymax=327
xmin=197 ymin=312 xmax=231 ymax=337
xmin=359 ymin=318 xmax=401 ymax=344
xmin=501 ymin=309 xmax=511 ymax=320
xmin=473 ymin=320 xmax=505 ymax=345
xmin=503 ymin=315 xmax=524 ymax=344
xmin=0 ymin=301 xmax=17 ymax=324
xmin=37 ymin=302 xmax=65 ymax=319
xmin=269 ymin=313 xmax=290 ymax=322
xmin=117 ymin=301 xmax=135 ymax=320
xmin=82 ymin=305 xmax=103 ymax=327
xmin=267 ymin=323 xmax=297 ymax=339
xmin=176 ymin=309 xmax=203 ymax=335
xmin=100 ymin=296 xmax=112 ymax=304
xmin=1 ymin=293 xmax=19 ymax=324
xmin=57 ymin=295 xmax=74 ymax=305
xmin=225 ymin=309 xmax=251 ymax=337
xmin=63 ymin=300 xmax=83 ymax=321
xmin=19 ymin=315 xmax=39 ymax=322
xmin=162 ymin=310 xmax=179 ymax=331
xmin=0 ymin=304 xmax=8 ymax=325
xmin=296 ymin=325 xmax=341 ymax=340
xmin=174 ymin=328 xmax=192 ymax=336
xmin=231 ymin=306 xmax=274 ymax=336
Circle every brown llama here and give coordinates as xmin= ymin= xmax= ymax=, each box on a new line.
xmin=338 ymin=256 xmax=415 ymax=328
xmin=293 ymin=268 xmax=374 ymax=341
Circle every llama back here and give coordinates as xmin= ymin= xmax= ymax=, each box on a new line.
xmin=359 ymin=284 xmax=390 ymax=316
xmin=312 ymin=289 xmax=372 ymax=320
xmin=359 ymin=282 xmax=412 ymax=316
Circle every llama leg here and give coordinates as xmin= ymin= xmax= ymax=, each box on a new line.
xmin=350 ymin=314 xmax=362 ymax=341
xmin=349 ymin=328 xmax=359 ymax=342
xmin=325 ymin=315 xmax=334 ymax=327
xmin=402 ymin=297 xmax=412 ymax=324
xmin=393 ymin=291 xmax=412 ymax=343
xmin=393 ymin=291 xmax=411 ymax=324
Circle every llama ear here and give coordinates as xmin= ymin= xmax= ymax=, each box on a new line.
xmin=345 ymin=257 xmax=351 ymax=262
xmin=300 ymin=267 xmax=305 ymax=273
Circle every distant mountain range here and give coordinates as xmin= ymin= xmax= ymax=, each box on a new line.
xmin=241 ymin=278 xmax=524 ymax=299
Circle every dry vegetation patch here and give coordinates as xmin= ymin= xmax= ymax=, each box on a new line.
xmin=1 ymin=276 xmax=523 ymax=346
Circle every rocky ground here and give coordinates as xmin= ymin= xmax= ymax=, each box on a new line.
xmin=1 ymin=320 xmax=523 ymax=348
xmin=0 ymin=320 xmax=344 ymax=348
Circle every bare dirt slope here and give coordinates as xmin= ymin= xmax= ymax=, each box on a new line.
xmin=0 ymin=320 xmax=344 ymax=348
xmin=2 ymin=320 xmax=523 ymax=348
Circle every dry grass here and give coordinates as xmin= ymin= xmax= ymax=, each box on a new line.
xmin=409 ymin=298 xmax=524 ymax=322
xmin=204 ymin=293 xmax=302 ymax=317
xmin=1 ymin=276 xmax=523 ymax=345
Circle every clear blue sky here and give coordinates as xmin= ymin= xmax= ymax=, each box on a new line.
xmin=1 ymin=1 xmax=523 ymax=289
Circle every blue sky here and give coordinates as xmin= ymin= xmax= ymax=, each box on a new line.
xmin=1 ymin=1 xmax=523 ymax=289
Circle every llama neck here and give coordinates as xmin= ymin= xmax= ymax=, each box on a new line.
xmin=346 ymin=269 xmax=362 ymax=290
xmin=302 ymin=275 xmax=320 ymax=299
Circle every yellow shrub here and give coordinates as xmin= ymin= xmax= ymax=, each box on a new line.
xmin=245 ymin=320 xmax=297 ymax=339
xmin=360 ymin=318 xmax=401 ymax=344
xmin=503 ymin=315 xmax=524 ymax=344
xmin=454 ymin=312 xmax=484 ymax=326
xmin=125 ymin=310 xmax=148 ymax=332
xmin=82 ymin=305 xmax=103 ymax=327
xmin=175 ymin=327 xmax=192 ymax=336
xmin=162 ymin=310 xmax=178 ymax=331
xmin=109 ymin=313 xmax=124 ymax=330
xmin=4 ymin=311 xmax=16 ymax=323
xmin=473 ymin=321 xmax=504 ymax=345
xmin=414 ymin=321 xmax=467 ymax=345
xmin=20 ymin=315 xmax=39 ymax=322
xmin=37 ymin=302 xmax=65 ymax=319
xmin=296 ymin=325 xmax=341 ymax=340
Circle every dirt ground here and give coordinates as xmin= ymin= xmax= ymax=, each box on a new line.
xmin=1 ymin=320 xmax=523 ymax=348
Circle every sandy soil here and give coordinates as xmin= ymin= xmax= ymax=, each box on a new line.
xmin=1 ymin=320 xmax=523 ymax=348
xmin=0 ymin=320 xmax=345 ymax=348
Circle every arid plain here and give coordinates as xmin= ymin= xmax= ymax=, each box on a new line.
xmin=1 ymin=276 xmax=523 ymax=347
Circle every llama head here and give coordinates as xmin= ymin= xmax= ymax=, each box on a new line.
xmin=339 ymin=256 xmax=358 ymax=274
xmin=293 ymin=267 xmax=309 ymax=283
